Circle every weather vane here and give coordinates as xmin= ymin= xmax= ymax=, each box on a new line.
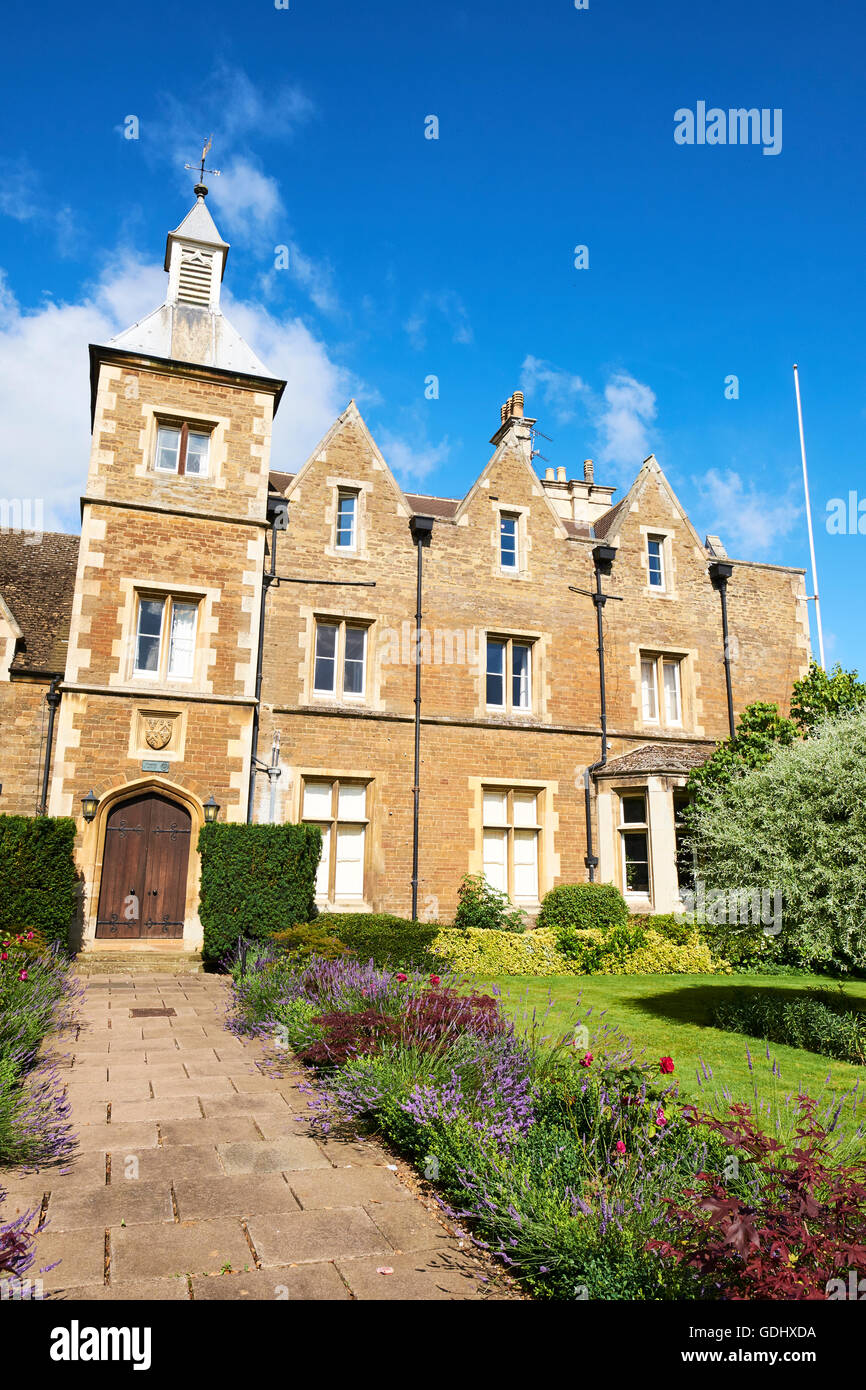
xmin=185 ymin=136 xmax=221 ymax=196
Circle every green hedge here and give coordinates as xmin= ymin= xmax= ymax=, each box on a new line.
xmin=312 ymin=913 xmax=441 ymax=970
xmin=536 ymin=883 xmax=629 ymax=958
xmin=0 ymin=815 xmax=77 ymax=948
xmin=198 ymin=822 xmax=321 ymax=963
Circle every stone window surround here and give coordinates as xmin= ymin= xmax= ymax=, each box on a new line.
xmin=639 ymin=524 xmax=677 ymax=599
xmin=467 ymin=775 xmax=560 ymax=908
xmin=299 ymin=607 xmax=379 ymax=710
xmin=324 ymin=477 xmax=372 ymax=561
xmin=633 ymin=643 xmax=694 ymax=733
xmin=294 ymin=767 xmax=375 ymax=911
xmin=491 ymin=501 xmax=532 ymax=581
xmin=137 ymin=403 xmax=229 ymax=491
xmin=596 ymin=773 xmax=691 ymax=915
xmin=112 ymin=578 xmax=220 ymax=693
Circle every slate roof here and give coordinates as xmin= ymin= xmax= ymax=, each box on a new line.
xmin=0 ymin=531 xmax=79 ymax=674
xmin=593 ymin=742 xmax=713 ymax=778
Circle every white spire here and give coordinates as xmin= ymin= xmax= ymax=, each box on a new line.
xmin=164 ymin=190 xmax=229 ymax=310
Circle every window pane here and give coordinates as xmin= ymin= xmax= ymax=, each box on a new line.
xmin=156 ymin=427 xmax=180 ymax=472
xmin=336 ymin=493 xmax=357 ymax=548
xmin=623 ymin=831 xmax=650 ymax=893
xmin=337 ymin=783 xmax=366 ymax=820
xmin=647 ymin=538 xmax=664 ymax=587
xmin=135 ymin=598 xmax=164 ymax=674
xmin=314 ymin=824 xmax=331 ymax=898
xmin=335 ymin=823 xmax=365 ymax=898
xmin=314 ymin=623 xmax=338 ymax=692
xmin=513 ymin=830 xmax=539 ymax=901
xmin=343 ymin=626 xmax=366 ymax=696
xmin=167 ymin=601 xmax=196 ymax=679
xmin=482 ymin=790 xmax=508 ymax=826
xmin=500 ymin=516 xmax=517 ymax=568
xmin=621 ymin=795 xmax=647 ymax=825
xmin=641 ymin=659 xmax=658 ymax=720
xmin=482 ymin=828 xmax=508 ymax=893
xmin=512 ymin=792 xmax=537 ymax=827
xmin=303 ymin=780 xmax=333 ymax=819
xmin=184 ymin=431 xmax=210 ymax=476
xmin=512 ymin=643 xmax=531 ymax=709
xmin=486 ymin=639 xmax=505 ymax=706
xmin=664 ymin=661 xmax=681 ymax=723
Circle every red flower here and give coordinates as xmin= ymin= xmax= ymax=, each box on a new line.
xmin=659 ymin=1056 xmax=675 ymax=1074
xmin=18 ymin=969 xmax=28 ymax=981
xmin=396 ymin=973 xmax=408 ymax=983
xmin=429 ymin=975 xmax=440 ymax=986
xmin=579 ymin=1052 xmax=593 ymax=1068
xmin=614 ymin=1140 xmax=627 ymax=1155
xmin=656 ymin=1108 xmax=667 ymax=1126
xmin=0 ymin=952 xmax=7 ymax=961
xmin=26 ymin=932 xmax=34 ymax=940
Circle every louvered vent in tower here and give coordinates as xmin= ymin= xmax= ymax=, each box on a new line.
xmin=177 ymin=247 xmax=214 ymax=307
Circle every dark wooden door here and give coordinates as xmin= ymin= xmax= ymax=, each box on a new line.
xmin=96 ymin=793 xmax=190 ymax=940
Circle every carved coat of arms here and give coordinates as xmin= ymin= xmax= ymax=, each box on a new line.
xmin=144 ymin=717 xmax=173 ymax=750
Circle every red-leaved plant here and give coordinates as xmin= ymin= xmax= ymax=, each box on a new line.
xmin=299 ymin=988 xmax=504 ymax=1067
xmin=647 ymin=1098 xmax=866 ymax=1299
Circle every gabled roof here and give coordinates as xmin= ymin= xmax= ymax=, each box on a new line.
xmin=594 ymin=742 xmax=713 ymax=778
xmin=591 ymin=454 xmax=707 ymax=553
xmin=0 ymin=531 xmax=79 ymax=674
xmin=452 ymin=429 xmax=571 ymax=538
xmin=285 ymin=400 xmax=413 ymax=513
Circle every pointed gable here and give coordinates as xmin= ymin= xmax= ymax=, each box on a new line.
xmin=594 ymin=454 xmax=709 ymax=555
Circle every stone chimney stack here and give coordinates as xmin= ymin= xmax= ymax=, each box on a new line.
xmin=583 ymin=459 xmax=594 ymax=484
xmin=490 ymin=390 xmax=536 ymax=459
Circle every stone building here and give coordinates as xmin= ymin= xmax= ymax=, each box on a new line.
xmin=0 ymin=190 xmax=811 ymax=953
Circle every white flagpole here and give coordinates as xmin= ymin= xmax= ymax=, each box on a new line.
xmin=793 ymin=364 xmax=826 ymax=670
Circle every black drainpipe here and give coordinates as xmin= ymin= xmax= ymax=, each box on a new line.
xmin=409 ymin=515 xmax=434 ymax=919
xmin=248 ymin=500 xmax=288 ymax=824
xmin=582 ymin=544 xmax=618 ymax=882
xmin=37 ymin=677 xmax=62 ymax=815
xmin=709 ymin=561 xmax=736 ymax=741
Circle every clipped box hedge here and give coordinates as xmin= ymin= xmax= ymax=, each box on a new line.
xmin=313 ymin=913 xmax=442 ymax=970
xmin=0 ymin=814 xmax=78 ymax=949
xmin=198 ymin=822 xmax=321 ymax=963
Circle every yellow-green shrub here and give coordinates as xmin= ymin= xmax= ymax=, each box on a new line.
xmin=609 ymin=929 xmax=720 ymax=975
xmin=430 ymin=927 xmax=582 ymax=976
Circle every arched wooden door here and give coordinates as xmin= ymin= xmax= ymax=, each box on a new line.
xmin=95 ymin=792 xmax=192 ymax=940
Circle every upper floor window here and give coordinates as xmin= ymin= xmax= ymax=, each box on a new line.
xmin=619 ymin=792 xmax=650 ymax=895
xmin=640 ymin=654 xmax=683 ymax=726
xmin=647 ymin=535 xmax=665 ymax=589
xmin=336 ymin=491 xmax=358 ymax=549
xmin=313 ymin=619 xmax=367 ymax=699
xmin=482 ymin=787 xmax=540 ymax=904
xmin=133 ymin=595 xmax=198 ymax=681
xmin=155 ymin=422 xmax=210 ymax=477
xmin=486 ymin=636 xmax=532 ymax=712
xmin=500 ymin=514 xmax=519 ymax=570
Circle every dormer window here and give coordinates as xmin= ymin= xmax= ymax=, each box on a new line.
xmin=155 ymin=423 xmax=210 ymax=477
xmin=336 ymin=491 xmax=358 ymax=549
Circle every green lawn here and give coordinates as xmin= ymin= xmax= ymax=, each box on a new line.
xmin=485 ymin=973 xmax=866 ymax=1142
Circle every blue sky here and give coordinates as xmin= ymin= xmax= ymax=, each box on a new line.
xmin=1 ymin=0 xmax=863 ymax=671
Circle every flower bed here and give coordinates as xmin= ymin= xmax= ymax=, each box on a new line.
xmin=228 ymin=947 xmax=866 ymax=1299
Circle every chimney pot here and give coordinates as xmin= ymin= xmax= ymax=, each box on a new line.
xmin=545 ymin=466 xmax=555 ymax=481
xmin=512 ymin=391 xmax=524 ymax=418
xmin=583 ymin=459 xmax=594 ymax=484
xmin=500 ymin=401 xmax=509 ymax=423
xmin=556 ymin=465 xmax=567 ymax=483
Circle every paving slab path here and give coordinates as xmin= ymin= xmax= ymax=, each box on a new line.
xmin=2 ymin=970 xmax=513 ymax=1301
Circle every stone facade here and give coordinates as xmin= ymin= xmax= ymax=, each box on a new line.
xmin=0 ymin=193 xmax=811 ymax=950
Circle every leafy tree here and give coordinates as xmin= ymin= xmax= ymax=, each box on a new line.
xmin=790 ymin=660 xmax=866 ymax=734
xmin=687 ymin=702 xmax=798 ymax=801
xmin=686 ymin=709 xmax=866 ymax=972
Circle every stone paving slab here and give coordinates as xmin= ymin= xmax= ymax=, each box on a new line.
xmin=1 ymin=970 xmax=511 ymax=1301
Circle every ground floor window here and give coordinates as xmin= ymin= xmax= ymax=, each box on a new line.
xmin=618 ymin=792 xmax=650 ymax=895
xmin=302 ymin=778 xmax=368 ymax=902
xmin=674 ymin=791 xmax=694 ymax=890
xmin=482 ymin=787 xmax=540 ymax=903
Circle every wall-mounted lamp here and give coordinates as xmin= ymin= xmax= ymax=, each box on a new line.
xmin=203 ymin=795 xmax=220 ymax=824
xmin=81 ymin=789 xmax=99 ymax=822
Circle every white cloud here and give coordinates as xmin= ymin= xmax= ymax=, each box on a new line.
xmin=695 ymin=467 xmax=802 ymax=556
xmin=520 ymin=355 xmax=589 ymax=423
xmin=0 ymin=157 xmax=82 ymax=257
xmin=404 ymin=292 xmax=472 ymax=351
xmin=210 ymin=158 xmax=284 ymax=240
xmin=0 ymin=258 xmax=350 ymax=531
xmin=595 ymin=372 xmax=657 ymax=472
xmin=378 ymin=430 xmax=451 ymax=489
